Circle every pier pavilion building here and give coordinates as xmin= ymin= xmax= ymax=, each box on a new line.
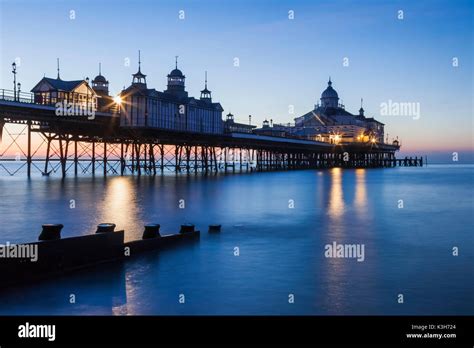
xmin=292 ymin=78 xmax=385 ymax=144
xmin=31 ymin=76 xmax=97 ymax=111
xmin=223 ymin=112 xmax=256 ymax=134
xmin=30 ymin=63 xmax=116 ymax=113
xmin=253 ymin=79 xmax=385 ymax=144
xmin=119 ymin=57 xmax=224 ymax=134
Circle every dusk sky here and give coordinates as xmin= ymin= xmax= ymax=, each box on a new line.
xmin=0 ymin=0 xmax=472 ymax=156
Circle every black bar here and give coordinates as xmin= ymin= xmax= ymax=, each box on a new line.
xmin=0 ymin=316 xmax=471 ymax=346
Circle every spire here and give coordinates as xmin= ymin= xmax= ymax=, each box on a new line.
xmin=328 ymin=76 xmax=332 ymax=86
xmin=132 ymin=50 xmax=147 ymax=86
xmin=359 ymin=98 xmax=365 ymax=116
xmin=205 ymin=71 xmax=208 ymax=89
xmin=138 ymin=50 xmax=142 ymax=72
xmin=175 ymin=55 xmax=178 ymax=69
xmin=57 ymin=58 xmax=61 ymax=80
xmin=99 ymin=62 xmax=101 ymax=75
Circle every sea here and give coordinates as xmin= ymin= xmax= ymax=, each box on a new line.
xmin=0 ymin=164 xmax=472 ymax=315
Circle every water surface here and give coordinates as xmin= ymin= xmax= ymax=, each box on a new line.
xmin=0 ymin=165 xmax=472 ymax=315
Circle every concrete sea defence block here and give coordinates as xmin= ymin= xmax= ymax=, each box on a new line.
xmin=0 ymin=230 xmax=124 ymax=288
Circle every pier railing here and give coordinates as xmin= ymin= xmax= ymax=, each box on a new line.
xmin=0 ymin=88 xmax=35 ymax=104
xmin=0 ymin=88 xmax=121 ymax=114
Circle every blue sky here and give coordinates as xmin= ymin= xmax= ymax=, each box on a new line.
xmin=0 ymin=0 xmax=472 ymax=155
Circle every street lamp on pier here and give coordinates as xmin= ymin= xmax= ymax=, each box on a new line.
xmin=85 ymin=77 xmax=90 ymax=109
xmin=12 ymin=62 xmax=17 ymax=101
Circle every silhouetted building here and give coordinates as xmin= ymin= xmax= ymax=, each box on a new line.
xmin=91 ymin=63 xmax=114 ymax=112
xmin=31 ymin=76 xmax=97 ymax=109
xmin=253 ymin=119 xmax=288 ymax=137
xmin=224 ymin=112 xmax=256 ymax=133
xmin=293 ymin=78 xmax=385 ymax=143
xmin=120 ymin=55 xmax=224 ymax=134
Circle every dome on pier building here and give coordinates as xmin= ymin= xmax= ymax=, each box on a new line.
xmin=92 ymin=63 xmax=109 ymax=96
xmin=320 ymin=77 xmax=339 ymax=108
xmin=169 ymin=68 xmax=184 ymax=78
xmin=165 ymin=56 xmax=188 ymax=99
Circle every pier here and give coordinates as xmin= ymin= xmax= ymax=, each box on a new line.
xmin=0 ymin=88 xmax=416 ymax=177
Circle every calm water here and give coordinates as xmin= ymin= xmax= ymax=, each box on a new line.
xmin=0 ymin=165 xmax=472 ymax=315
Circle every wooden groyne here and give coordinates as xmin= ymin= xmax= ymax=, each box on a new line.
xmin=0 ymin=223 xmax=200 ymax=289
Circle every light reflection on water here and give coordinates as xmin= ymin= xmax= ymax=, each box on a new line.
xmin=0 ymin=165 xmax=472 ymax=315
xmin=96 ymin=177 xmax=143 ymax=241
xmin=354 ymin=169 xmax=367 ymax=214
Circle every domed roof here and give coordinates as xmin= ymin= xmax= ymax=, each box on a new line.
xmin=93 ymin=74 xmax=107 ymax=83
xmin=169 ymin=68 xmax=184 ymax=78
xmin=321 ymin=79 xmax=338 ymax=99
xmin=93 ymin=63 xmax=108 ymax=84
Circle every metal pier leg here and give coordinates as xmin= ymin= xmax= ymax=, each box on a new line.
xmin=175 ymin=145 xmax=179 ymax=173
xmin=103 ymin=141 xmax=107 ymax=177
xmin=0 ymin=120 xmax=4 ymax=146
xmin=213 ymin=147 xmax=218 ymax=173
xmin=178 ymin=145 xmax=184 ymax=173
xmin=92 ymin=141 xmax=96 ymax=175
xmin=27 ymin=121 xmax=31 ymax=177
xmin=150 ymin=143 xmax=156 ymax=175
xmin=120 ymin=142 xmax=125 ymax=176
xmin=224 ymin=147 xmax=227 ymax=172
xmin=59 ymin=136 xmax=69 ymax=178
xmin=74 ymin=139 xmax=78 ymax=176
xmin=160 ymin=145 xmax=164 ymax=173
xmin=201 ymin=146 xmax=205 ymax=172
xmin=186 ymin=146 xmax=191 ymax=174
xmin=135 ymin=143 xmax=141 ymax=176
xmin=43 ymin=134 xmax=51 ymax=175
xmin=204 ymin=147 xmax=208 ymax=174
xmin=142 ymin=143 xmax=148 ymax=174
xmin=231 ymin=148 xmax=235 ymax=173
xmin=194 ymin=146 xmax=198 ymax=173
xmin=240 ymin=148 xmax=242 ymax=172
